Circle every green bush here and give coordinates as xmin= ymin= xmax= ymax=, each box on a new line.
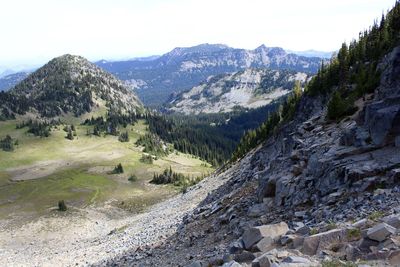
xmin=128 ymin=174 xmax=137 ymax=182
xmin=112 ymin=163 xmax=124 ymax=174
xmin=58 ymin=200 xmax=67 ymax=211
xmin=0 ymin=135 xmax=16 ymax=151
xmin=140 ymin=154 xmax=153 ymax=164
xmin=327 ymin=91 xmax=357 ymax=121
xmin=118 ymin=131 xmax=129 ymax=142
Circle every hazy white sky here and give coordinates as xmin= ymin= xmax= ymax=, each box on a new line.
xmin=0 ymin=0 xmax=396 ymax=69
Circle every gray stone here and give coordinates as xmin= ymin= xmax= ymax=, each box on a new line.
xmin=345 ymin=244 xmax=362 ymax=261
xmin=365 ymin=99 xmax=400 ymax=146
xmin=186 ymin=261 xmax=203 ymax=267
xmin=254 ymin=236 xmax=274 ymax=253
xmin=248 ymin=203 xmax=267 ymax=217
xmin=252 ymin=253 xmax=276 ymax=267
xmin=358 ymin=238 xmax=379 ymax=252
xmin=352 ymin=218 xmax=370 ymax=229
xmin=389 ymin=250 xmax=400 ymax=266
xmin=383 ymin=214 xmax=400 ymax=229
xmin=242 ymin=222 xmax=289 ymax=249
xmin=282 ymin=256 xmax=311 ymax=264
xmin=302 ymin=229 xmax=346 ymax=256
xmin=396 ymin=136 xmax=400 ymax=147
xmin=229 ymin=239 xmax=245 ymax=254
xmin=233 ymin=251 xmax=256 ymax=263
xmin=367 ymin=223 xmax=396 ymax=242
xmin=222 ymin=261 xmax=243 ymax=267
xmin=280 ymin=235 xmax=295 ymax=246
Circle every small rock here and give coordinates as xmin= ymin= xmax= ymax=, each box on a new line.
xmin=248 ymin=204 xmax=267 ymax=217
xmin=383 ymin=214 xmax=400 ymax=229
xmin=229 ymin=239 xmax=245 ymax=254
xmin=280 ymin=235 xmax=295 ymax=246
xmin=282 ymin=256 xmax=311 ymax=264
xmin=294 ymin=211 xmax=306 ymax=218
xmin=222 ymin=261 xmax=242 ymax=267
xmin=389 ymin=249 xmax=400 ymax=266
xmin=233 ymin=251 xmax=256 ymax=263
xmin=252 ymin=253 xmax=276 ymax=267
xmin=367 ymin=223 xmax=396 ymax=242
xmin=254 ymin=236 xmax=274 ymax=253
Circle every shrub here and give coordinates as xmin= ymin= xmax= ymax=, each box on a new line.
xmin=1 ymin=135 xmax=15 ymax=151
xmin=140 ymin=154 xmax=153 ymax=164
xmin=113 ymin=163 xmax=124 ymax=174
xmin=128 ymin=174 xmax=137 ymax=182
xmin=118 ymin=131 xmax=129 ymax=142
xmin=58 ymin=200 xmax=67 ymax=211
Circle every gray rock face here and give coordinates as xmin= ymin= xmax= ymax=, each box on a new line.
xmin=383 ymin=214 xmax=400 ymax=229
xmin=365 ymin=98 xmax=400 ymax=146
xmin=242 ymin=222 xmax=289 ymax=250
xmin=367 ymin=223 xmax=396 ymax=242
xmin=222 ymin=261 xmax=243 ymax=267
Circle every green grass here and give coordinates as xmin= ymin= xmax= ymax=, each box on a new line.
xmin=0 ymin=168 xmax=115 ymax=218
xmin=0 ymin=117 xmax=214 ymax=221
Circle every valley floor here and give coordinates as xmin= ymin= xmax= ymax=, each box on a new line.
xmin=0 ymin=171 xmax=227 ymax=267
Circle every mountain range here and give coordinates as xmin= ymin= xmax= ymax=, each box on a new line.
xmin=96 ymin=43 xmax=323 ymax=106
xmin=0 ymin=44 xmax=325 ymax=107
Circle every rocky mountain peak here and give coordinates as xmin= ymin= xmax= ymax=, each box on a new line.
xmin=1 ymin=54 xmax=142 ymax=118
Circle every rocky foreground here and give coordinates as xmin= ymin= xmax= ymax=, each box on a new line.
xmin=106 ymin=47 xmax=400 ymax=266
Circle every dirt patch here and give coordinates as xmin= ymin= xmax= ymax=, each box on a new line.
xmin=7 ymin=160 xmax=73 ymax=181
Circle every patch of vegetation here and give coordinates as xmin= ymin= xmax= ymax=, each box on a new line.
xmin=151 ymin=166 xmax=203 ymax=188
xmin=148 ymin=101 xmax=283 ymax=166
xmin=128 ymin=174 xmax=137 ymax=182
xmin=140 ymin=154 xmax=154 ymax=164
xmin=118 ymin=131 xmax=129 ymax=142
xmin=327 ymin=91 xmax=357 ymax=121
xmin=310 ymin=228 xmax=319 ymax=235
xmin=326 ymin=221 xmax=338 ymax=230
xmin=368 ymin=211 xmax=385 ymax=221
xmin=17 ymin=119 xmax=59 ymax=137
xmin=136 ymin=133 xmax=170 ymax=157
xmin=82 ymin=112 xmax=139 ymax=136
xmin=58 ymin=200 xmax=67 ymax=211
xmin=306 ymin=3 xmax=400 ymax=120
xmin=347 ymin=228 xmax=361 ymax=240
xmin=0 ymin=135 xmax=18 ymax=151
xmin=112 ymin=163 xmax=124 ymax=174
xmin=322 ymin=260 xmax=357 ymax=267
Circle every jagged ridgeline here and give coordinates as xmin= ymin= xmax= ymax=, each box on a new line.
xmin=232 ymin=1 xmax=400 ymax=160
xmin=0 ymin=54 xmax=142 ymax=119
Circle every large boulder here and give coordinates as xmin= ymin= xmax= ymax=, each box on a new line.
xmin=367 ymin=223 xmax=396 ymax=242
xmin=242 ymin=222 xmax=289 ymax=250
xmin=302 ymin=229 xmax=347 ymax=255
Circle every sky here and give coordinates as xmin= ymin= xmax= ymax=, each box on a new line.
xmin=0 ymin=0 xmax=396 ymax=70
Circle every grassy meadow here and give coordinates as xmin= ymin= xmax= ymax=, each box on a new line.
xmin=0 ymin=117 xmax=213 ymax=220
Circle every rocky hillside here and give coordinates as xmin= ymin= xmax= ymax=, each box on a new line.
xmin=167 ymin=69 xmax=308 ymax=114
xmin=0 ymin=54 xmax=142 ymax=119
xmin=97 ymin=44 xmax=323 ymax=105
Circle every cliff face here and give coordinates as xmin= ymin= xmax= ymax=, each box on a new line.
xmin=114 ymin=46 xmax=400 ymax=267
